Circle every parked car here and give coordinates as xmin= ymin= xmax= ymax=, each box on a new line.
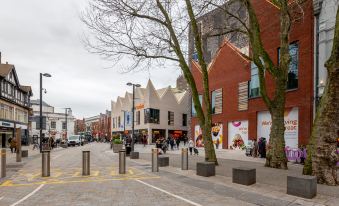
xmin=68 ymin=135 xmax=82 ymax=146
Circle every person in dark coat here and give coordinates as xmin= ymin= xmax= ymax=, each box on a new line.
xmin=170 ymin=138 xmax=175 ymax=150
xmin=176 ymin=138 xmax=180 ymax=149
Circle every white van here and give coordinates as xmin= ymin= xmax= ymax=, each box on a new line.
xmin=68 ymin=135 xmax=81 ymax=146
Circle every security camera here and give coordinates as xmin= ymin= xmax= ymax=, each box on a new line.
xmin=44 ymin=89 xmax=47 ymax=94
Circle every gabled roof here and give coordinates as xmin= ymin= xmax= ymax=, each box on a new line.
xmin=192 ymin=39 xmax=250 ymax=74
xmin=0 ymin=63 xmax=14 ymax=77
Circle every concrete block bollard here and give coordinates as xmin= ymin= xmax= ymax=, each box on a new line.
xmin=232 ymin=167 xmax=256 ymax=185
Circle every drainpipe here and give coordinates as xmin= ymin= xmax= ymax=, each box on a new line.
xmin=314 ymin=13 xmax=320 ymax=115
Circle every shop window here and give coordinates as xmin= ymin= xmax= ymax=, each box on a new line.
xmin=182 ymin=114 xmax=187 ymax=126
xmin=192 ymin=95 xmax=202 ymax=117
xmin=211 ymin=89 xmax=222 ymax=114
xmin=51 ymin=121 xmax=56 ymax=129
xmin=62 ymin=122 xmax=66 ymax=130
xmin=136 ymin=111 xmax=140 ymax=125
xmin=144 ymin=108 xmax=160 ymax=124
xmin=249 ymin=62 xmax=260 ymax=98
xmin=118 ymin=116 xmax=121 ymax=128
xmin=168 ymin=111 xmax=174 ymax=126
xmin=278 ymin=42 xmax=299 ymax=90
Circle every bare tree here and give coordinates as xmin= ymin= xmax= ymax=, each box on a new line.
xmin=210 ymin=0 xmax=310 ymax=169
xmin=303 ymin=5 xmax=339 ymax=185
xmin=82 ymin=0 xmax=218 ymax=163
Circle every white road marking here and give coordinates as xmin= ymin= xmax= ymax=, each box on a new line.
xmin=52 ymin=154 xmax=62 ymax=160
xmin=0 ymin=196 xmax=4 ymax=200
xmin=135 ymin=179 xmax=202 ymax=206
xmin=10 ymin=184 xmax=44 ymax=206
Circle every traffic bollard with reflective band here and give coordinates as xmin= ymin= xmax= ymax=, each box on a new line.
xmin=42 ymin=151 xmax=50 ymax=177
xmin=181 ymin=148 xmax=188 ymax=170
xmin=152 ymin=148 xmax=159 ymax=172
xmin=119 ymin=150 xmax=126 ymax=174
xmin=82 ymin=151 xmax=90 ymax=176
xmin=1 ymin=149 xmax=6 ymax=178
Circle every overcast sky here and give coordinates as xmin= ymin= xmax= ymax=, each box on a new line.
xmin=0 ymin=0 xmax=181 ymax=119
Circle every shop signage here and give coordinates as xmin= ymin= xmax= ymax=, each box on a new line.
xmin=135 ymin=103 xmax=144 ymax=110
xmin=228 ymin=120 xmax=248 ymax=149
xmin=257 ymin=107 xmax=298 ymax=148
xmin=0 ymin=121 xmax=14 ymax=128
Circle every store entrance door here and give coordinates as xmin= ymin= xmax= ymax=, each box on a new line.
xmin=1 ymin=133 xmax=6 ymax=148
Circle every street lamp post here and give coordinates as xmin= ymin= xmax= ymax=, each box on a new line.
xmin=127 ymin=82 xmax=141 ymax=152
xmin=64 ymin=108 xmax=71 ymax=139
xmin=39 ymin=73 xmax=51 ymax=153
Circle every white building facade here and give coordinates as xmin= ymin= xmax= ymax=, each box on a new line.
xmin=111 ymin=80 xmax=189 ymax=144
xmin=30 ymin=100 xmax=75 ymax=140
xmin=314 ymin=0 xmax=339 ymax=108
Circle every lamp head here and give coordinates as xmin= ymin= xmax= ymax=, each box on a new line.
xmin=135 ymin=84 xmax=141 ymax=87
xmin=42 ymin=73 xmax=52 ymax=77
xmin=126 ymin=82 xmax=132 ymax=86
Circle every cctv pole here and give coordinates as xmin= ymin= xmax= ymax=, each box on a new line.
xmin=131 ymin=84 xmax=135 ymax=152
xmin=39 ymin=73 xmax=43 ymax=153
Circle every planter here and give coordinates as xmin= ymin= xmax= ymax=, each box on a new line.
xmin=113 ymin=143 xmax=123 ymax=153
xmin=196 ymin=162 xmax=215 ymax=177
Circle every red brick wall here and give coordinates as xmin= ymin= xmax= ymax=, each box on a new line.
xmin=191 ymin=0 xmax=314 ymax=149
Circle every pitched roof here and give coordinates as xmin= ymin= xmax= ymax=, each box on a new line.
xmin=0 ymin=63 xmax=14 ymax=78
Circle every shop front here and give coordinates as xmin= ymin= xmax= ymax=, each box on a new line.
xmin=0 ymin=121 xmax=29 ymax=147
xmin=194 ymin=123 xmax=223 ymax=148
xmin=152 ymin=129 xmax=166 ymax=143
xmin=168 ymin=130 xmax=187 ymax=141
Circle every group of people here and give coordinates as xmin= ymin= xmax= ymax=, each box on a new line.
xmin=251 ymin=137 xmax=267 ymax=158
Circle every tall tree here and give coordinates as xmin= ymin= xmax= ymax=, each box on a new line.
xmin=303 ymin=6 xmax=339 ymax=185
xmin=214 ymin=0 xmax=297 ymax=168
xmin=82 ymin=0 xmax=217 ymax=163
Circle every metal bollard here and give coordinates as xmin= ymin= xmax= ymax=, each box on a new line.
xmin=181 ymin=148 xmax=188 ymax=170
xmin=152 ymin=148 xmax=159 ymax=172
xmin=1 ymin=149 xmax=6 ymax=178
xmin=82 ymin=151 xmax=90 ymax=176
xmin=42 ymin=151 xmax=50 ymax=177
xmin=119 ymin=150 xmax=126 ymax=174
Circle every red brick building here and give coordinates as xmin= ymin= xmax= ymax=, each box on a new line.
xmin=74 ymin=119 xmax=86 ymax=135
xmin=191 ymin=0 xmax=314 ymax=149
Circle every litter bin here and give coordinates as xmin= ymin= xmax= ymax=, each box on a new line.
xmin=125 ymin=146 xmax=131 ymax=156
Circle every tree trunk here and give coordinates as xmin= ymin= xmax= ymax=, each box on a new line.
xmin=310 ymin=61 xmax=339 ymax=186
xmin=202 ymin=123 xmax=217 ymax=164
xmin=265 ymin=105 xmax=288 ymax=169
xmin=304 ymin=6 xmax=339 ymax=185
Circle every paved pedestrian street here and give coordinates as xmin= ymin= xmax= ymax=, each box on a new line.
xmin=0 ymin=143 xmax=337 ymax=206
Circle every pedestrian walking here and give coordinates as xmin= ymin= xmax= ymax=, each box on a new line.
xmin=170 ymin=138 xmax=175 ymax=151
xmin=216 ymin=138 xmax=220 ymax=149
xmin=143 ymin=135 xmax=147 ymax=147
xmin=188 ymin=138 xmax=194 ymax=155
xmin=252 ymin=139 xmax=258 ymax=157
xmin=176 ymin=138 xmax=180 ymax=149
xmin=10 ymin=138 xmax=17 ymax=153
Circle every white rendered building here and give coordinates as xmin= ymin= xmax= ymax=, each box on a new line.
xmin=30 ymin=100 xmax=75 ymax=140
xmin=111 ymin=80 xmax=189 ymax=144
xmin=313 ymin=0 xmax=339 ymax=108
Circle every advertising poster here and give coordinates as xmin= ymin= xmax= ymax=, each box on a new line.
xmin=194 ymin=125 xmax=203 ymax=147
xmin=194 ymin=123 xmax=223 ymax=148
xmin=125 ymin=111 xmax=132 ymax=127
xmin=227 ymin=120 xmax=248 ymax=149
xmin=212 ymin=123 xmax=223 ymax=148
xmin=257 ymin=107 xmax=298 ymax=148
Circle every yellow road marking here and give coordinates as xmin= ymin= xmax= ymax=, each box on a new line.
xmin=110 ymin=170 xmax=116 ymax=176
xmin=53 ymin=171 xmax=63 ymax=178
xmin=91 ymin=171 xmax=100 ymax=177
xmin=72 ymin=171 xmax=80 ymax=177
xmin=0 ymin=176 xmax=159 ymax=187
xmin=128 ymin=170 xmax=134 ymax=175
xmin=1 ymin=180 xmax=13 ymax=186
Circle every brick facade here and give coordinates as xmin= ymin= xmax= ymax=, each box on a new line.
xmin=191 ymin=0 xmax=314 ymax=149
